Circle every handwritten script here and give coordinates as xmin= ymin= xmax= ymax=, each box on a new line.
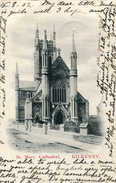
xmin=0 ymin=157 xmax=115 ymax=183
xmin=0 ymin=16 xmax=6 ymax=121
xmin=90 ymin=4 xmax=116 ymax=157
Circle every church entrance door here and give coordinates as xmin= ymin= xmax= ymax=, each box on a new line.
xmin=55 ymin=111 xmax=63 ymax=125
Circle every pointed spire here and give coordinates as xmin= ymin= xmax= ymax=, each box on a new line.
xmin=53 ymin=25 xmax=55 ymax=32
xmin=36 ymin=23 xmax=39 ymax=38
xmin=43 ymin=30 xmax=47 ymax=50
xmin=53 ymin=25 xmax=56 ymax=40
xmin=72 ymin=31 xmax=76 ymax=53
xmin=16 ymin=62 xmax=18 ymax=74
xmin=15 ymin=62 xmax=19 ymax=89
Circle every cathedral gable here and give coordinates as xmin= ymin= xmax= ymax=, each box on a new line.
xmin=52 ymin=56 xmax=70 ymax=78
xmin=52 ymin=75 xmax=66 ymax=88
xmin=51 ymin=64 xmax=69 ymax=89
xmin=51 ymin=56 xmax=70 ymax=88
xmin=53 ymin=64 xmax=68 ymax=78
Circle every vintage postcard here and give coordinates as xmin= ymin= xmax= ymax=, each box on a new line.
xmin=0 ymin=0 xmax=116 ymax=182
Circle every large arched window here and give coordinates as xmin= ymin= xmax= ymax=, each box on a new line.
xmin=52 ymin=87 xmax=66 ymax=103
xmin=52 ymin=78 xmax=66 ymax=103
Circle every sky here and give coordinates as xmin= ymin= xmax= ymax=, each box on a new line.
xmin=5 ymin=10 xmax=102 ymax=119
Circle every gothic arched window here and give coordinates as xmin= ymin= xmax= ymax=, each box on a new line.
xmin=52 ymin=88 xmax=66 ymax=103
xmin=52 ymin=78 xmax=66 ymax=103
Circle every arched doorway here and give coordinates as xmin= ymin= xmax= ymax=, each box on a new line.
xmin=55 ymin=110 xmax=64 ymax=125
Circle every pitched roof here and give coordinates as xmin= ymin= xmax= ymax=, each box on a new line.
xmin=52 ymin=56 xmax=70 ymax=76
xmin=19 ymin=80 xmax=36 ymax=91
xmin=32 ymin=82 xmax=43 ymax=99
xmin=77 ymin=91 xmax=87 ymax=103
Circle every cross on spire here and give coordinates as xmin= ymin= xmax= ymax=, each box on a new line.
xmin=57 ymin=48 xmax=61 ymax=56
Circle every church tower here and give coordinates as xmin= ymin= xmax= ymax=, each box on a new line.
xmin=34 ymin=24 xmax=41 ymax=88
xmin=42 ymin=30 xmax=50 ymax=123
xmin=15 ymin=62 xmax=19 ymax=121
xmin=70 ymin=32 xmax=78 ymax=123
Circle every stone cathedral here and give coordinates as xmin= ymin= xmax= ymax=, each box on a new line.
xmin=15 ymin=25 xmax=89 ymax=132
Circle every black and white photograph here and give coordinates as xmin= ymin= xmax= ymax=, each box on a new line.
xmin=5 ymin=8 xmax=106 ymax=154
